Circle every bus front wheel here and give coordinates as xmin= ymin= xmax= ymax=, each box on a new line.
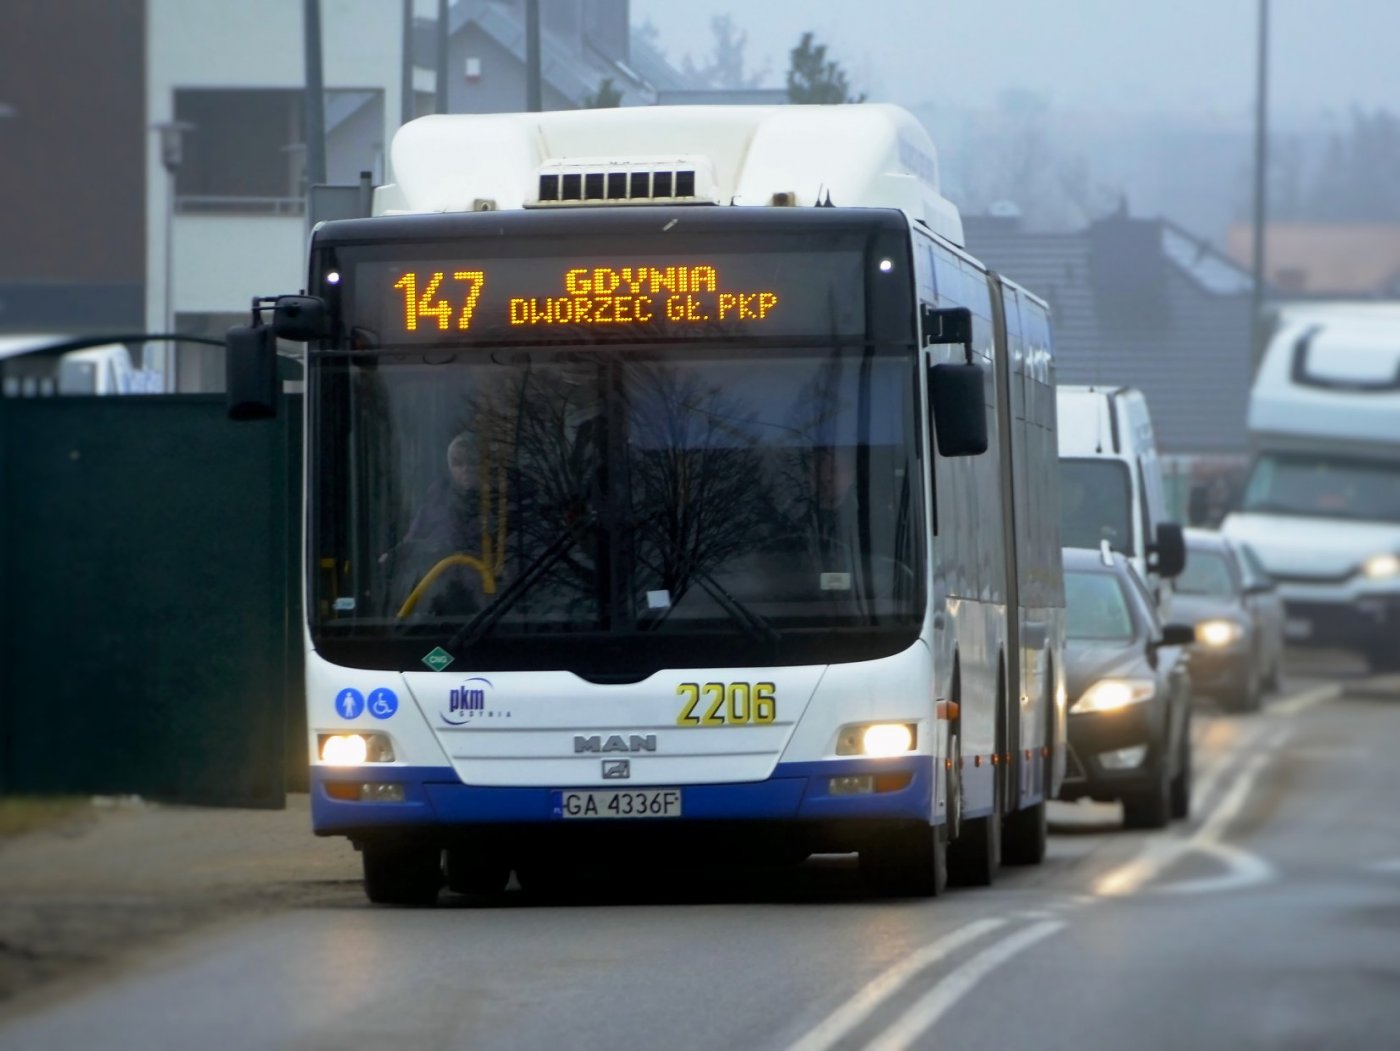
xmin=861 ymin=823 xmax=948 ymax=898
xmin=362 ymin=843 xmax=443 ymax=906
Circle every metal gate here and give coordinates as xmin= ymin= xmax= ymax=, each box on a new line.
xmin=0 ymin=394 xmax=301 ymax=807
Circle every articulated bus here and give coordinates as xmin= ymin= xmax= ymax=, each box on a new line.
xmin=228 ymin=105 xmax=1066 ymax=904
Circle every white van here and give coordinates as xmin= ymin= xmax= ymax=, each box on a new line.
xmin=1221 ymin=310 xmax=1400 ymax=672
xmin=1057 ymin=386 xmax=1186 ymax=598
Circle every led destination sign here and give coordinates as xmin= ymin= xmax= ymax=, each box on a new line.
xmin=350 ymin=251 xmax=864 ymax=345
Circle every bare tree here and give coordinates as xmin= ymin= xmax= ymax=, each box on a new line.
xmin=683 ymin=15 xmax=769 ymax=90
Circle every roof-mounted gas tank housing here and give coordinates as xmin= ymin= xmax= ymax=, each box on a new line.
xmin=378 ymin=103 xmax=964 ymax=245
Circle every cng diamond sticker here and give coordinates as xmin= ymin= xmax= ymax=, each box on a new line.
xmin=422 ymin=646 xmax=455 ymax=672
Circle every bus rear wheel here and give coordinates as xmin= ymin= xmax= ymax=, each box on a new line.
xmin=862 ymin=823 xmax=948 ymax=897
xmin=362 ymin=843 xmax=442 ymax=906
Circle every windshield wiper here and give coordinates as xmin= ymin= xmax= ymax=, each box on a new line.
xmin=641 ymin=557 xmax=780 ymax=646
xmin=685 ymin=565 xmax=782 ymax=645
xmin=446 ymin=510 xmax=595 ymax=652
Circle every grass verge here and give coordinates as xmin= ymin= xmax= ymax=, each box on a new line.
xmin=0 ymin=797 xmax=90 ymax=839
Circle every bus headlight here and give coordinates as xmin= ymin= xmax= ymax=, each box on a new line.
xmin=836 ymin=722 xmax=917 ymax=756
xmin=319 ymin=733 xmax=395 ymax=765
xmin=1070 ymin=679 xmax=1155 ymax=714
xmin=1196 ymin=618 xmax=1244 ymax=648
xmin=1362 ymin=553 xmax=1400 ymax=579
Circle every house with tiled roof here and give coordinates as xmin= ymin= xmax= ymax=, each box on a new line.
xmin=965 ymin=212 xmax=1257 ymax=455
xmin=410 ymin=0 xmax=706 ymax=113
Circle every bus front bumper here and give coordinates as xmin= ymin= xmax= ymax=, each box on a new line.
xmin=310 ymin=756 xmax=936 ymax=840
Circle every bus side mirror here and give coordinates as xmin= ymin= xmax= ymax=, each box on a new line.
xmin=272 ymin=295 xmax=330 ymax=342
xmin=929 ymin=363 xmax=988 ymax=457
xmin=1150 ymin=521 xmax=1187 ymax=578
xmin=225 ymin=324 xmax=278 ymax=421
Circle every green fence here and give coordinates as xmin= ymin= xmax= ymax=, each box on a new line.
xmin=0 ymin=394 xmax=302 ymax=807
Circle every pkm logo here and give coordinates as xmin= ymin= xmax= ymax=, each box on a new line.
xmin=450 ymin=685 xmax=485 ymax=713
xmin=441 ymin=677 xmax=495 ymax=725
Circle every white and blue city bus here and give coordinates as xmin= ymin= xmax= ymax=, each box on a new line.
xmin=228 ymin=104 xmax=1066 ymax=905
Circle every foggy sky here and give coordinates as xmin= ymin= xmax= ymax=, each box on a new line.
xmin=633 ymin=0 xmax=1400 ymax=122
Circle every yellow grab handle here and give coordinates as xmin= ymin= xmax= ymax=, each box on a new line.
xmin=396 ymin=553 xmax=497 ymax=618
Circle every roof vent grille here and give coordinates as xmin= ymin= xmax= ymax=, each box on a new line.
xmin=531 ymin=157 xmax=717 ymax=207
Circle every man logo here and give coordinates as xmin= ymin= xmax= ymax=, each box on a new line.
xmin=573 ymin=734 xmax=657 ymax=754
xmin=602 ymin=760 xmax=630 ymax=779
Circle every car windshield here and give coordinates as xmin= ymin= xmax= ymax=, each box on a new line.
xmin=312 ymin=345 xmax=924 ymax=671
xmin=1241 ymin=453 xmax=1400 ymax=523
xmin=1177 ymin=549 xmax=1237 ymax=598
xmin=1060 ymin=459 xmax=1135 ymax=555
xmin=1065 ymin=569 xmax=1135 ymax=641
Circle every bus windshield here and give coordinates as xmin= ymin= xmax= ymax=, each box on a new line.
xmin=312 ymin=346 xmax=924 ymax=674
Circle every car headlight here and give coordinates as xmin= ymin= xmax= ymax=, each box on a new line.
xmin=1362 ymin=553 xmax=1400 ymax=579
xmin=1196 ymin=618 xmax=1244 ymax=648
xmin=836 ymin=722 xmax=917 ymax=756
xmin=1069 ymin=679 xmax=1155 ymax=714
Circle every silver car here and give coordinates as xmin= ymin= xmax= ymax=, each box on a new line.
xmin=1174 ymin=529 xmax=1287 ymax=712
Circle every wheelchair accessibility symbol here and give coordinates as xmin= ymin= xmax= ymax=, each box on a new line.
xmin=368 ymin=687 xmax=399 ymax=720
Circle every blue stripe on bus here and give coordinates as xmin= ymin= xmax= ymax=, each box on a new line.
xmin=310 ymin=756 xmax=936 ymax=834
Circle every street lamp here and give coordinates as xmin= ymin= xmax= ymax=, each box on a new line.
xmin=151 ymin=120 xmax=194 ymax=391
xmin=1249 ymin=0 xmax=1270 ymax=372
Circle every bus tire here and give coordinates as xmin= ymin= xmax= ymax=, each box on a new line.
xmin=861 ymin=822 xmax=948 ymax=898
xmin=949 ymin=667 xmax=1005 ymax=885
xmin=362 ymin=843 xmax=442 ymax=907
xmin=947 ymin=795 xmax=1001 ymax=886
xmin=1002 ymin=800 xmax=1047 ymax=866
xmin=444 ymin=849 xmax=510 ymax=895
xmin=1004 ymin=677 xmax=1052 ymax=866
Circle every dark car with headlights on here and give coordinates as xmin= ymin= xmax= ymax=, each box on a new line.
xmin=1173 ymin=529 xmax=1286 ymax=713
xmin=1060 ymin=547 xmax=1196 ymax=829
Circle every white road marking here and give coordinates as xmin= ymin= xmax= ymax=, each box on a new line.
xmin=793 ymin=684 xmax=1321 ymax=1049
xmin=1096 ymin=730 xmax=1286 ymax=898
xmin=785 ymin=918 xmax=1005 ymax=1051
xmin=1188 ymin=722 xmax=1272 ymax=816
xmin=864 ymin=921 xmax=1065 ymax=1051
xmin=1269 ymin=684 xmax=1341 ymax=717
xmin=1160 ymin=840 xmax=1277 ymax=895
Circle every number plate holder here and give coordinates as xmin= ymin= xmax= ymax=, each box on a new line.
xmin=552 ymin=788 xmax=682 ymax=820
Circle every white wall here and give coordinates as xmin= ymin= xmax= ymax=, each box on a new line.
xmin=173 ymin=216 xmax=308 ymax=314
xmin=146 ymin=0 xmax=408 ymax=358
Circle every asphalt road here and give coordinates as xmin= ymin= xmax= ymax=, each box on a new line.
xmin=3 ymin=666 xmax=1398 ymax=1051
